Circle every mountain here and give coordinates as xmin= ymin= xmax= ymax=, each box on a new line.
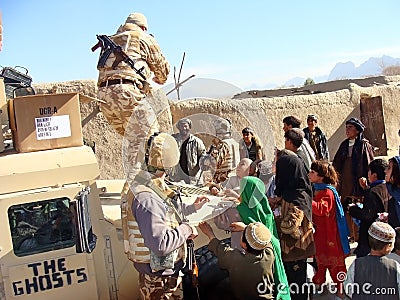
xmin=162 ymin=55 xmax=400 ymax=96
xmin=261 ymin=55 xmax=400 ymax=90
xmin=282 ymin=76 xmax=305 ymax=87
xmin=327 ymin=55 xmax=400 ymax=81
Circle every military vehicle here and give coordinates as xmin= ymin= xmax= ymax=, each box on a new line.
xmin=0 ymin=77 xmax=232 ymax=300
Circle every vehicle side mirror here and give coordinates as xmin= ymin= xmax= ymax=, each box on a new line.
xmin=73 ymin=187 xmax=97 ymax=253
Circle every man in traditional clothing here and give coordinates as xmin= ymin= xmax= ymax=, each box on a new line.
xmin=333 ymin=117 xmax=374 ymax=242
xmin=171 ymin=118 xmax=206 ymax=184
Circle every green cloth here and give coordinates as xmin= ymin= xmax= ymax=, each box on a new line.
xmin=237 ymin=176 xmax=291 ymax=300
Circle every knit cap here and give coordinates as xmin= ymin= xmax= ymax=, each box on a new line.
xmin=258 ymin=160 xmax=273 ymax=176
xmin=244 ymin=222 xmax=272 ymax=250
xmin=368 ymin=221 xmax=395 ymax=243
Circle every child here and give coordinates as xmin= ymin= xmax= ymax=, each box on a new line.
xmin=349 ymin=158 xmax=389 ymax=257
xmin=308 ymin=160 xmax=350 ymax=294
xmin=386 ymin=156 xmax=400 ymax=228
xmin=209 ymin=158 xmax=252 ymax=198
xmin=344 ymin=222 xmax=400 ymax=299
xmin=198 ymin=221 xmax=277 ymax=300
xmin=213 ymin=176 xmax=290 ymax=299
xmin=387 ymin=227 xmax=400 ymax=264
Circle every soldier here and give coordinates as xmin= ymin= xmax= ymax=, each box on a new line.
xmin=96 ymin=12 xmax=170 ymax=181
xmin=121 ymin=132 xmax=209 ymax=300
xmin=200 ymin=118 xmax=240 ymax=184
xmin=96 ymin=12 xmax=169 ymax=135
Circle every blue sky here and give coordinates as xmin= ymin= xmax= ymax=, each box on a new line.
xmin=1 ymin=1 xmax=400 ymax=90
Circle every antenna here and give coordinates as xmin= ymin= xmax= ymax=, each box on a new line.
xmin=166 ymin=52 xmax=195 ymax=99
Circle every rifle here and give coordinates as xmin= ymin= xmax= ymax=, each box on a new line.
xmin=91 ymin=34 xmax=146 ymax=81
xmin=187 ymin=239 xmax=199 ymax=289
xmin=175 ymin=188 xmax=199 ymax=297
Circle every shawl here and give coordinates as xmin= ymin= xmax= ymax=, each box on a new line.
xmin=370 ymin=180 xmax=385 ymax=188
xmin=313 ymin=183 xmax=350 ymax=255
xmin=333 ymin=136 xmax=374 ymax=197
xmin=237 ymin=176 xmax=290 ymax=300
xmin=387 ymin=156 xmax=400 ymax=222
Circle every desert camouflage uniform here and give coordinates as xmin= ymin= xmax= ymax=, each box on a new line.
xmin=200 ymin=119 xmax=240 ymax=183
xmin=139 ymin=273 xmax=183 ymax=300
xmin=210 ymin=138 xmax=240 ymax=183
xmin=122 ymin=133 xmax=187 ymax=300
xmin=96 ymin=18 xmax=169 ymax=181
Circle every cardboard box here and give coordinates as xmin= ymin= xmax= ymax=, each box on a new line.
xmin=9 ymin=93 xmax=84 ymax=152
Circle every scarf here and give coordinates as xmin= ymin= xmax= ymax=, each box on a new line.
xmin=387 ymin=156 xmax=400 ymax=222
xmin=237 ymin=176 xmax=290 ymax=300
xmin=387 ymin=183 xmax=400 ymax=222
xmin=313 ymin=183 xmax=350 ymax=255
xmin=351 ymin=135 xmax=363 ymax=182
xmin=370 ymin=179 xmax=385 ymax=188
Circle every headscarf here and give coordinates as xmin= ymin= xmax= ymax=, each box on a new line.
xmin=387 ymin=156 xmax=400 ymax=221
xmin=237 ymin=176 xmax=290 ymax=300
xmin=313 ymin=183 xmax=350 ymax=255
xmin=346 ymin=117 xmax=365 ymax=133
xmin=177 ymin=118 xmax=192 ymax=129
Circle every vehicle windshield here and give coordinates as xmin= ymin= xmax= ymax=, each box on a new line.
xmin=8 ymin=197 xmax=76 ymax=257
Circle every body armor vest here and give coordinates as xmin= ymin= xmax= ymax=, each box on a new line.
xmin=121 ymin=181 xmax=185 ymax=264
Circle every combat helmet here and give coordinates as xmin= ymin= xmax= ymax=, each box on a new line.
xmin=213 ymin=118 xmax=232 ymax=136
xmin=145 ymin=132 xmax=179 ymax=172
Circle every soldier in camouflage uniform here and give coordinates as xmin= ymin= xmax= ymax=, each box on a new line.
xmin=200 ymin=118 xmax=240 ymax=183
xmin=96 ymin=12 xmax=170 ymax=181
xmin=125 ymin=133 xmax=209 ymax=300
